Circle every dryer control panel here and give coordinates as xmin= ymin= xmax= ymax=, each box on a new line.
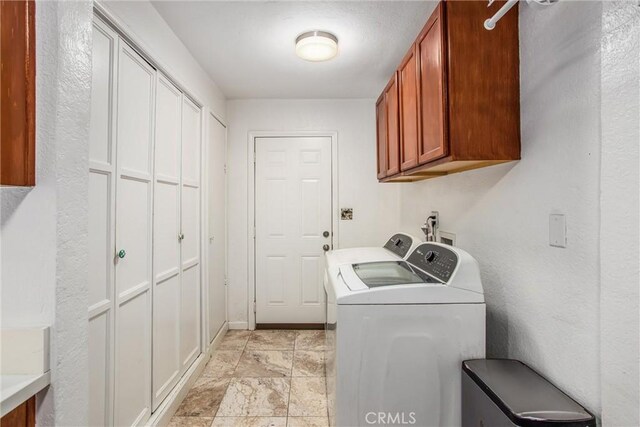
xmin=407 ymin=243 xmax=458 ymax=283
xmin=383 ymin=233 xmax=415 ymax=258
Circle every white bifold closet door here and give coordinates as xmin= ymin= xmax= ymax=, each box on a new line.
xmin=89 ymin=16 xmax=203 ymax=426
xmin=180 ymin=97 xmax=202 ymax=371
xmin=88 ymin=17 xmax=118 ymax=427
xmin=114 ymin=41 xmax=155 ymax=427
xmin=152 ymin=74 xmax=183 ymax=410
xmin=151 ymin=75 xmax=202 ymax=409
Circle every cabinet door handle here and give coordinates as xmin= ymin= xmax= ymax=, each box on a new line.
xmin=117 ymin=249 xmax=126 ymax=259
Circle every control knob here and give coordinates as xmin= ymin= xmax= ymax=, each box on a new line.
xmin=425 ymin=251 xmax=436 ymax=262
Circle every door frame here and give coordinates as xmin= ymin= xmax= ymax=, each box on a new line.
xmin=247 ymin=131 xmax=339 ymax=330
xmin=203 ymin=110 xmax=228 ymax=346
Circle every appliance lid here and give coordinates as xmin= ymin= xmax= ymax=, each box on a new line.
xmin=351 ymin=261 xmax=440 ymax=288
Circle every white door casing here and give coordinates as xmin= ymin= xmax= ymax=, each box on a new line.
xmin=254 ymin=136 xmax=333 ymax=324
xmin=114 ymin=41 xmax=155 ymax=427
xmin=180 ymin=97 xmax=202 ymax=371
xmin=152 ymin=73 xmax=182 ymax=410
xmin=88 ymin=17 xmax=117 ymax=427
xmin=207 ymin=114 xmax=227 ymax=342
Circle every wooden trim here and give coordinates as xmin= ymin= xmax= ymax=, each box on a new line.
xmin=1 ymin=0 xmax=36 ymax=186
xmin=1 ymin=396 xmax=36 ymax=427
xmin=256 ymin=323 xmax=324 ymax=330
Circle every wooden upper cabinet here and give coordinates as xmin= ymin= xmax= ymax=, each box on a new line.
xmin=375 ymin=94 xmax=388 ymax=179
xmin=399 ymin=47 xmax=419 ymax=171
xmin=376 ymin=0 xmax=520 ymax=182
xmin=1 ymin=0 xmax=36 ymax=186
xmin=384 ymin=74 xmax=400 ymax=176
xmin=417 ymin=3 xmax=447 ymax=165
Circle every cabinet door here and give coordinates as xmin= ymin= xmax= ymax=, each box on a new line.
xmin=399 ymin=47 xmax=420 ymax=171
xmin=385 ymin=74 xmax=400 ymax=176
xmin=375 ymin=94 xmax=387 ymax=179
xmin=417 ymin=3 xmax=447 ymax=164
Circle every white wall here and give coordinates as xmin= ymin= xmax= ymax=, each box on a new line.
xmin=102 ymin=0 xmax=227 ymax=121
xmin=226 ymin=99 xmax=401 ymax=327
xmin=0 ymin=1 xmax=93 ymax=425
xmin=599 ymin=2 xmax=639 ymax=425
xmin=399 ymin=0 xmax=602 ymax=413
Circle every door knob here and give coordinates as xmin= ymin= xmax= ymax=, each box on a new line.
xmin=323 ymin=231 xmax=330 ymax=238
xmin=323 ymin=244 xmax=330 ymax=251
xmin=117 ymin=249 xmax=126 ymax=259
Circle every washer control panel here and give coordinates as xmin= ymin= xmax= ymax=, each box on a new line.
xmin=407 ymin=243 xmax=458 ymax=283
xmin=383 ymin=233 xmax=415 ymax=258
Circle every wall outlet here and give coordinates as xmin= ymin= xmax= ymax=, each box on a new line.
xmin=549 ymin=213 xmax=566 ymax=248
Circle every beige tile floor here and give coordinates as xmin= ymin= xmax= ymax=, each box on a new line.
xmin=169 ymin=330 xmax=328 ymax=427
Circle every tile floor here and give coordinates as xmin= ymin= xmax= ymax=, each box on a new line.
xmin=169 ymin=330 xmax=328 ymax=427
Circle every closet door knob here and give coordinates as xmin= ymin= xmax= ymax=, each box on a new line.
xmin=117 ymin=249 xmax=126 ymax=259
xmin=323 ymin=244 xmax=330 ymax=252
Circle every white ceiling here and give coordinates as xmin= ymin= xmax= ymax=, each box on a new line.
xmin=151 ymin=1 xmax=437 ymax=99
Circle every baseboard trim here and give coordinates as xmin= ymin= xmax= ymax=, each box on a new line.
xmin=228 ymin=321 xmax=249 ymax=330
xmin=256 ymin=323 xmax=324 ymax=330
xmin=146 ymin=322 xmax=229 ymax=426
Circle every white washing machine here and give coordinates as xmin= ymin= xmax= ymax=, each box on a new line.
xmin=325 ymin=242 xmax=485 ymax=427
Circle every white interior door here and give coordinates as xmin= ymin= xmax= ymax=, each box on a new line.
xmin=152 ymin=73 xmax=182 ymax=410
xmin=88 ymin=17 xmax=117 ymax=427
xmin=255 ymin=136 xmax=332 ymax=324
xmin=180 ymin=97 xmax=201 ymax=371
xmin=114 ymin=42 xmax=155 ymax=427
xmin=207 ymin=114 xmax=227 ymax=342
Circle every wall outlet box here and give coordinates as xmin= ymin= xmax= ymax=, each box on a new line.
xmin=549 ymin=213 xmax=566 ymax=248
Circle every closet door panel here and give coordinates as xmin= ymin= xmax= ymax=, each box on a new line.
xmin=88 ymin=17 xmax=117 ymax=427
xmin=116 ymin=294 xmax=151 ymax=426
xmin=181 ymin=264 xmax=200 ymax=366
xmin=180 ymin=97 xmax=201 ymax=371
xmin=114 ymin=42 xmax=155 ymax=427
xmin=152 ymin=75 xmax=182 ymax=409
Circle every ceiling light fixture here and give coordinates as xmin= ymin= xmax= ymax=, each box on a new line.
xmin=295 ymin=31 xmax=338 ymax=62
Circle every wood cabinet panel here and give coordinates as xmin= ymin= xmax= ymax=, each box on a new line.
xmin=399 ymin=48 xmax=419 ymax=171
xmin=1 ymin=397 xmax=36 ymax=427
xmin=445 ymin=0 xmax=520 ymax=161
xmin=385 ymin=74 xmax=400 ymax=176
xmin=417 ymin=3 xmax=447 ymax=165
xmin=1 ymin=0 xmax=36 ymax=186
xmin=375 ymin=94 xmax=387 ymax=179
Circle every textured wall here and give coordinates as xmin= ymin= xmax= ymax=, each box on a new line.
xmin=599 ymin=2 xmax=640 ymax=425
xmin=225 ymin=99 xmax=402 ymax=327
xmin=397 ymin=1 xmax=603 ymax=415
xmin=0 ymin=1 xmax=93 ymax=425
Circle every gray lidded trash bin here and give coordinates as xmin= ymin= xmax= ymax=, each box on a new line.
xmin=462 ymin=359 xmax=596 ymax=427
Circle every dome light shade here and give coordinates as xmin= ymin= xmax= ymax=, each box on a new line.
xmin=295 ymin=31 xmax=338 ymax=62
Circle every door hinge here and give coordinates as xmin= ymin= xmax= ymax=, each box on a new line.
xmin=224 ymin=164 xmax=227 ymax=174
xmin=253 ymin=301 xmax=256 ymax=314
xmin=253 ymin=225 xmax=256 ymax=239
xmin=253 ymin=151 xmax=256 ymax=164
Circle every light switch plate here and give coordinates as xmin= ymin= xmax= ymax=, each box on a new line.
xmin=549 ymin=213 xmax=566 ymax=248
